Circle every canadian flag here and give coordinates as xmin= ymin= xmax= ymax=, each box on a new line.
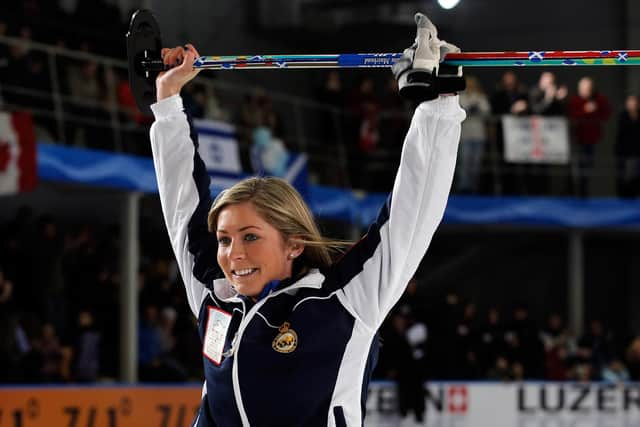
xmin=0 ymin=111 xmax=37 ymax=195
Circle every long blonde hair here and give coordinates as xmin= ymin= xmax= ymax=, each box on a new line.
xmin=208 ymin=177 xmax=349 ymax=270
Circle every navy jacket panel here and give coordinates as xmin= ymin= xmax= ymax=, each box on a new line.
xmin=239 ymin=292 xmax=354 ymax=426
xmin=321 ymin=194 xmax=390 ymax=294
xmin=184 ymin=113 xmax=222 ymax=289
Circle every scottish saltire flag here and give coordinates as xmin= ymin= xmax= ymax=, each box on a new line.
xmin=0 ymin=111 xmax=37 ymax=195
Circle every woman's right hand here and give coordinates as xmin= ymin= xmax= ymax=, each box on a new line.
xmin=156 ymin=43 xmax=201 ymax=101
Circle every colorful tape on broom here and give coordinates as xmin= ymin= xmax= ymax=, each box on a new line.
xmin=193 ymin=50 xmax=640 ymax=69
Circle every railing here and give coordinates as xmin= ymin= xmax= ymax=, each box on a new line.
xmin=0 ymin=35 xmax=629 ymax=197
xmin=0 ymin=34 xmax=363 ymax=188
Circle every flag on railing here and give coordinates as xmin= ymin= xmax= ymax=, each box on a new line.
xmin=502 ymin=115 xmax=570 ymax=164
xmin=0 ymin=111 xmax=37 ymax=195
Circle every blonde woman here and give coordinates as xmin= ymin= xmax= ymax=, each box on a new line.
xmin=150 ymin=14 xmax=465 ymax=427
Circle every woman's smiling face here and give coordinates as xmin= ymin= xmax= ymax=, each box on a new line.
xmin=216 ymin=201 xmax=299 ymax=298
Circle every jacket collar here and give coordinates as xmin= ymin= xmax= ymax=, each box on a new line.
xmin=212 ymin=269 xmax=325 ymax=302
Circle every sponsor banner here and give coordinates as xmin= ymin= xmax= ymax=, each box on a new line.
xmin=2 ymin=382 xmax=639 ymax=426
xmin=0 ymin=386 xmax=200 ymax=427
xmin=366 ymin=381 xmax=640 ymax=427
xmin=503 ymin=115 xmax=570 ymax=164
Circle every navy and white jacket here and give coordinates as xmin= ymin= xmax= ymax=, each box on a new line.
xmin=150 ymin=94 xmax=465 ymax=427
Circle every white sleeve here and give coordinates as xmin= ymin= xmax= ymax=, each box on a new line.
xmin=150 ymin=95 xmax=220 ymax=317
xmin=332 ymin=96 xmax=465 ymax=328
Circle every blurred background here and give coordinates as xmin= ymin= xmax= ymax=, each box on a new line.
xmin=1 ymin=1 xmax=640 ymax=426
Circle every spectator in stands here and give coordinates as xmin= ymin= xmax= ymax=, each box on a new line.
xmin=457 ymin=75 xmax=491 ymax=194
xmin=428 ymin=291 xmax=463 ymax=379
xmin=625 ymin=336 xmax=640 ymax=380
xmin=14 ymin=313 xmax=42 ymax=382
xmin=31 ymin=215 xmax=66 ymax=335
xmin=578 ymin=319 xmax=615 ymax=378
xmin=0 ymin=26 xmax=58 ymax=141
xmin=239 ymin=87 xmax=280 ymax=134
xmin=203 ymin=84 xmax=229 ymax=122
xmin=73 ymin=0 xmax=123 ymax=57
xmin=350 ymin=75 xmax=381 ymax=155
xmin=250 ymin=126 xmax=290 ymax=177
xmin=38 ymin=323 xmax=64 ymax=382
xmin=317 ymin=70 xmax=345 ymax=109
xmin=116 ymin=67 xmax=151 ymax=124
xmin=2 ymin=27 xmax=43 ymax=109
xmin=66 ymin=60 xmax=113 ymax=150
xmin=138 ymin=303 xmax=187 ymax=382
xmin=0 ymin=22 xmax=9 ymax=103
xmin=477 ymin=306 xmax=507 ymax=376
xmin=158 ymin=307 xmax=178 ymax=354
xmin=491 ymin=71 xmax=529 ymax=116
xmin=316 ymin=70 xmax=345 ymax=139
xmin=540 ymin=313 xmax=566 ymax=349
xmin=345 ymin=76 xmax=383 ymax=189
xmin=63 ymin=224 xmax=99 ymax=316
xmin=396 ymin=277 xmax=428 ymax=323
xmin=568 ymin=360 xmax=594 ymax=383
xmin=490 ymin=71 xmax=529 ymax=194
xmin=615 ymin=94 xmax=640 ymax=197
xmin=524 ymin=71 xmax=569 ymax=195
xmin=0 ymin=266 xmax=20 ymax=382
xmin=380 ymin=76 xmax=410 ymax=152
xmin=529 ymin=71 xmax=568 ymax=116
xmin=540 ymin=313 xmax=571 ymax=380
xmin=138 ymin=303 xmax=163 ymax=381
xmin=91 ymin=265 xmax=119 ymax=379
xmin=140 ymin=259 xmax=182 ymax=310
xmin=24 ymin=52 xmax=58 ymax=140
xmin=72 ymin=308 xmax=101 ymax=382
xmin=0 ymin=267 xmax=14 ymax=314
xmin=567 ymin=76 xmax=612 ymax=197
xmin=511 ymin=361 xmax=525 ymax=381
xmin=116 ymin=71 xmax=153 ymax=155
xmin=452 ymin=301 xmax=481 ymax=379
xmin=0 ymin=206 xmax=34 ymax=312
xmin=174 ymin=315 xmax=204 ymax=381
xmin=238 ymin=87 xmax=281 ymax=171
xmin=313 ymin=70 xmax=347 ymax=177
xmin=486 ymin=355 xmax=512 ymax=381
xmin=601 ymin=358 xmax=630 ymax=384
xmin=183 ymin=83 xmax=207 ymax=119
xmin=504 ymin=303 xmax=545 ymax=378
xmin=379 ymin=308 xmax=426 ymax=423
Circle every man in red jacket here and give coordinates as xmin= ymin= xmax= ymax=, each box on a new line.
xmin=567 ymin=77 xmax=612 ymax=197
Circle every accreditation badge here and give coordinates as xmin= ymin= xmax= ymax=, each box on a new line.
xmin=203 ymin=306 xmax=232 ymax=365
xmin=272 ymin=321 xmax=298 ymax=353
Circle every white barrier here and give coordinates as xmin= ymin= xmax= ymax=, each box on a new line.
xmin=365 ymin=381 xmax=640 ymax=427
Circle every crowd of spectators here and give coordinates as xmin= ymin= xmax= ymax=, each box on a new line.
xmin=376 ymin=280 xmax=640 ymax=385
xmin=3 ymin=206 xmax=640 ymax=393
xmin=373 ymin=280 xmax=640 ymax=421
xmin=1 ymin=1 xmax=639 ymax=197
xmin=0 ymin=207 xmax=201 ymax=383
xmin=0 ymin=1 xmax=137 ymax=151
xmin=307 ymin=68 xmax=637 ymax=197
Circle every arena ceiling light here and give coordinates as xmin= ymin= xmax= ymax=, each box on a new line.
xmin=437 ymin=0 xmax=461 ymax=9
